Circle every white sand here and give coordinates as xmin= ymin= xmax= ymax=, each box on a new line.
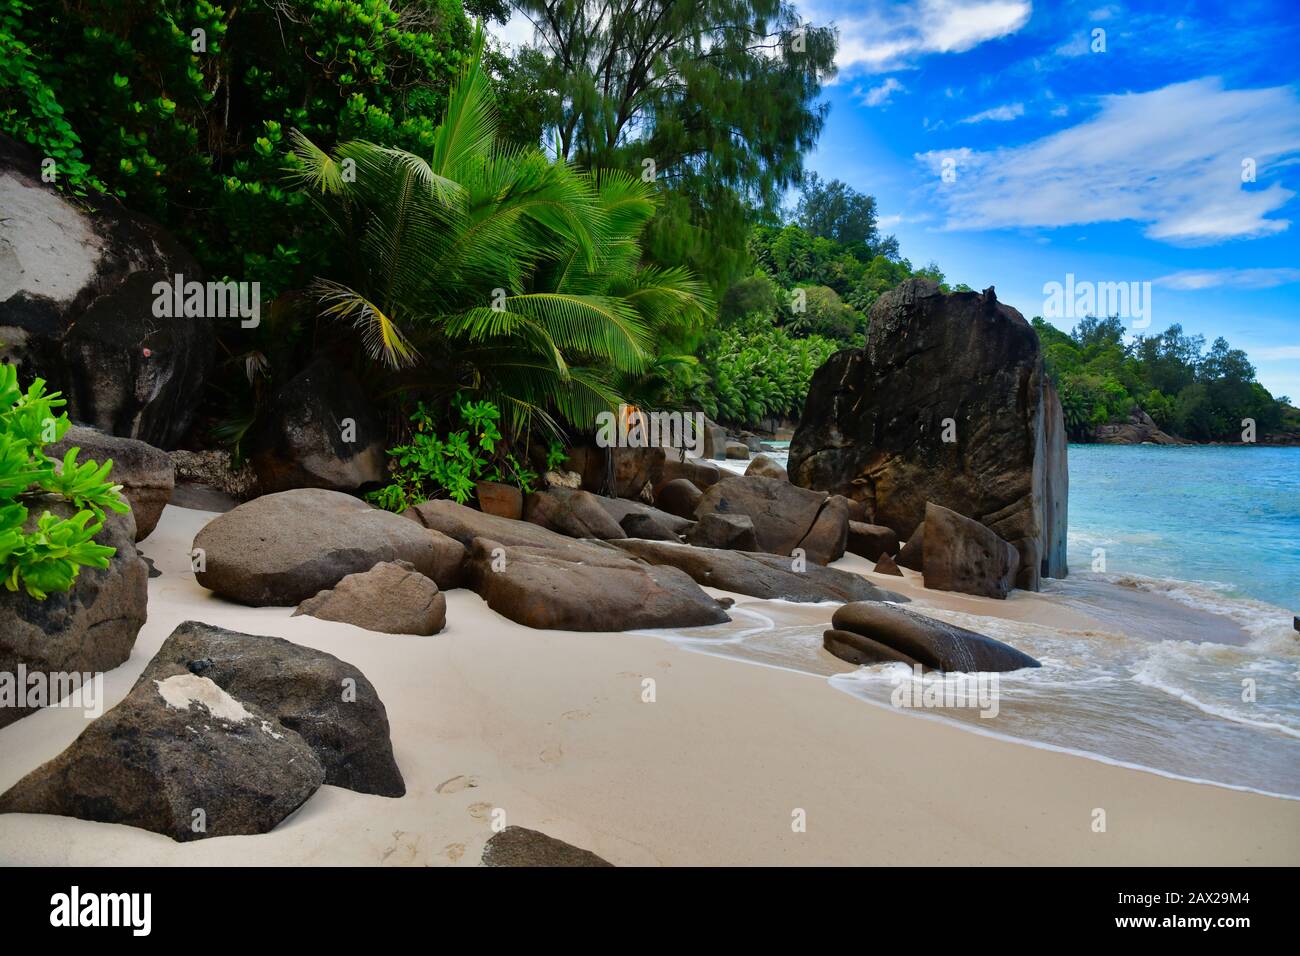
xmin=1 ymin=503 xmax=1296 ymax=866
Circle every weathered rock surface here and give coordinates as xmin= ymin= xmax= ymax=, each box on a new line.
xmin=873 ymin=552 xmax=903 ymax=576
xmin=591 ymin=495 xmax=693 ymax=536
xmin=0 ymin=666 xmax=324 ymax=841
xmin=559 ymin=444 xmax=665 ymax=498
xmin=659 ymin=448 xmax=720 ymax=491
xmin=611 ymin=539 xmax=908 ymax=604
xmin=745 ymin=454 xmax=788 ymax=481
xmin=788 ymin=279 xmax=1068 ymax=590
xmin=294 ymin=560 xmax=445 ymax=635
xmin=466 ymin=538 xmax=728 ymax=631
xmin=797 ymin=494 xmax=850 ymax=565
xmin=0 ymin=505 xmax=147 ymax=729
xmin=921 ymin=502 xmax=1019 ymax=599
xmin=250 ymin=358 xmax=386 ymax=494
xmin=830 ymin=602 xmax=1039 ymax=672
xmin=655 ymin=477 xmax=704 ymax=519
xmin=0 ymin=134 xmax=213 ymax=448
xmin=687 ymin=512 xmax=759 ymax=551
xmin=847 ymin=521 xmax=899 ymax=562
xmin=1094 ymin=407 xmax=1186 ymax=445
xmin=693 ymin=476 xmax=829 ymax=560
xmin=619 ymin=511 xmax=681 ymax=541
xmin=475 ymin=480 xmax=523 ymax=520
xmin=897 ymin=523 xmax=924 ymax=572
xmin=194 ymin=489 xmax=463 ymax=605
xmin=701 ymin=421 xmax=729 ymax=460
xmin=724 ymin=440 xmax=751 ymax=460
xmin=525 ymin=486 xmax=626 ymax=540
xmin=49 ymin=425 xmax=174 ymax=540
xmin=823 ymin=628 xmax=920 ymax=667
xmin=0 ymin=620 xmax=407 ymax=838
xmin=481 ymin=826 xmax=613 ymax=867
xmin=146 ymin=621 xmax=404 ymax=795
xmin=404 ymin=498 xmax=595 ymax=558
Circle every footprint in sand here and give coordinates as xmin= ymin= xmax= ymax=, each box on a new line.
xmin=467 ymin=801 xmax=494 ymax=822
xmin=561 ymin=709 xmax=590 ymax=720
xmin=436 ymin=774 xmax=479 ymax=794
xmin=380 ymin=830 xmax=422 ymax=865
xmin=539 ymin=744 xmax=563 ymax=764
xmin=444 ymin=842 xmax=466 ymax=863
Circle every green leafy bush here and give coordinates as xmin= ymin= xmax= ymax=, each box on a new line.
xmin=0 ymin=366 xmax=130 ymax=599
xmin=368 ymin=397 xmax=538 ymax=512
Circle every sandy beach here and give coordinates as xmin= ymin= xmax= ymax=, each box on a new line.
xmin=1 ymin=501 xmax=1297 ymax=867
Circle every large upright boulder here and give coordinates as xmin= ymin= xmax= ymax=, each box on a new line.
xmin=788 ymin=280 xmax=1068 ymax=590
xmin=0 ymin=135 xmax=212 ymax=448
xmin=250 ymin=357 xmax=386 ymax=494
xmin=194 ymin=489 xmax=464 ymax=605
xmin=692 ymin=476 xmax=848 ymax=565
xmin=48 ymin=425 xmax=174 ymax=540
xmin=0 ymin=505 xmax=147 ymax=728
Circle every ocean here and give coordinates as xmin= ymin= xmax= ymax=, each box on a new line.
xmin=645 ymin=443 xmax=1300 ymax=798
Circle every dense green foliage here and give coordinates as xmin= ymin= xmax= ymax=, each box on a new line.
xmin=1033 ymin=316 xmax=1290 ymax=442
xmin=492 ymin=0 xmax=836 ymax=291
xmin=368 ymin=397 xmax=544 ymax=511
xmin=1 ymin=0 xmax=474 ymax=298
xmin=293 ymin=30 xmax=711 ymax=440
xmin=0 ymin=367 xmax=130 ymax=600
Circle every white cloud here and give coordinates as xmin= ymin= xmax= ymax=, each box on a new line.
xmin=799 ymin=0 xmax=1032 ymax=74
xmin=959 ymin=102 xmax=1024 ymax=123
xmin=859 ymin=77 xmax=906 ymax=106
xmin=485 ymin=9 xmax=536 ymax=50
xmin=1154 ymin=268 xmax=1300 ymax=290
xmin=915 ymin=78 xmax=1300 ymax=244
xmin=1253 ymin=345 xmax=1300 ymax=360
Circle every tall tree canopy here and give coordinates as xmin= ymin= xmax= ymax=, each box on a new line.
xmin=795 ymin=172 xmax=881 ymax=246
xmin=496 ymin=0 xmax=837 ymax=289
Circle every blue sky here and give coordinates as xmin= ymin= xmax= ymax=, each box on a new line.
xmin=795 ymin=0 xmax=1300 ymax=399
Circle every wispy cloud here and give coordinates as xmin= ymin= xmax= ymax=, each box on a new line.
xmin=801 ymin=0 xmax=1032 ymax=75
xmin=1253 ymin=345 xmax=1300 ymax=360
xmin=1154 ymin=268 xmax=1300 ymax=290
xmin=858 ymin=77 xmax=906 ymax=106
xmin=959 ymin=102 xmax=1024 ymax=123
xmin=916 ymin=78 xmax=1300 ymax=244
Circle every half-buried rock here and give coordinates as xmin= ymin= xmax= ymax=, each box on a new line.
xmin=481 ymin=826 xmax=612 ymax=866
xmin=466 ymin=538 xmax=729 ymax=631
xmin=873 ymin=552 xmax=903 ymax=576
xmin=0 ymin=645 xmax=326 ymax=840
xmin=826 ymin=602 xmax=1039 ymax=672
xmin=920 ymin=502 xmax=1019 ymax=600
xmin=294 ymin=560 xmax=445 ymax=635
xmin=146 ymin=621 xmax=405 ymax=796
xmin=194 ymin=488 xmax=464 ymax=605
xmin=848 ymin=521 xmax=899 ymax=561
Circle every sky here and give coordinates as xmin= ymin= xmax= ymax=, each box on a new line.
xmin=490 ymin=1 xmax=1300 ymax=400
xmin=793 ymin=0 xmax=1300 ymax=399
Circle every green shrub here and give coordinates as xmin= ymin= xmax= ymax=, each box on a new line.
xmin=368 ymin=397 xmax=538 ymax=512
xmin=0 ymin=366 xmax=130 ymax=600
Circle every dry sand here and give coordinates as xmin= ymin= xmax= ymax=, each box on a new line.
xmin=1 ymin=503 xmax=1297 ymax=866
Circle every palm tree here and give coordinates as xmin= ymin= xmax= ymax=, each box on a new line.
xmin=288 ymin=26 xmax=711 ymax=440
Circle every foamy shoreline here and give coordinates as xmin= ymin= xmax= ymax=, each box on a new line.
xmin=1 ymin=503 xmax=1297 ymax=866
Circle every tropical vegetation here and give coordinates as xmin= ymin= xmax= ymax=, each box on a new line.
xmin=0 ymin=366 xmax=129 ymax=600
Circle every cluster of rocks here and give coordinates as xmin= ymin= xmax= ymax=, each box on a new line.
xmin=789 ymin=279 xmax=1068 ymax=593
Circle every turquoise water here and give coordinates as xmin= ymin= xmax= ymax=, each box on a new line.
xmin=696 ymin=441 xmax=1300 ymax=796
xmin=1066 ymin=444 xmax=1299 ymax=611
